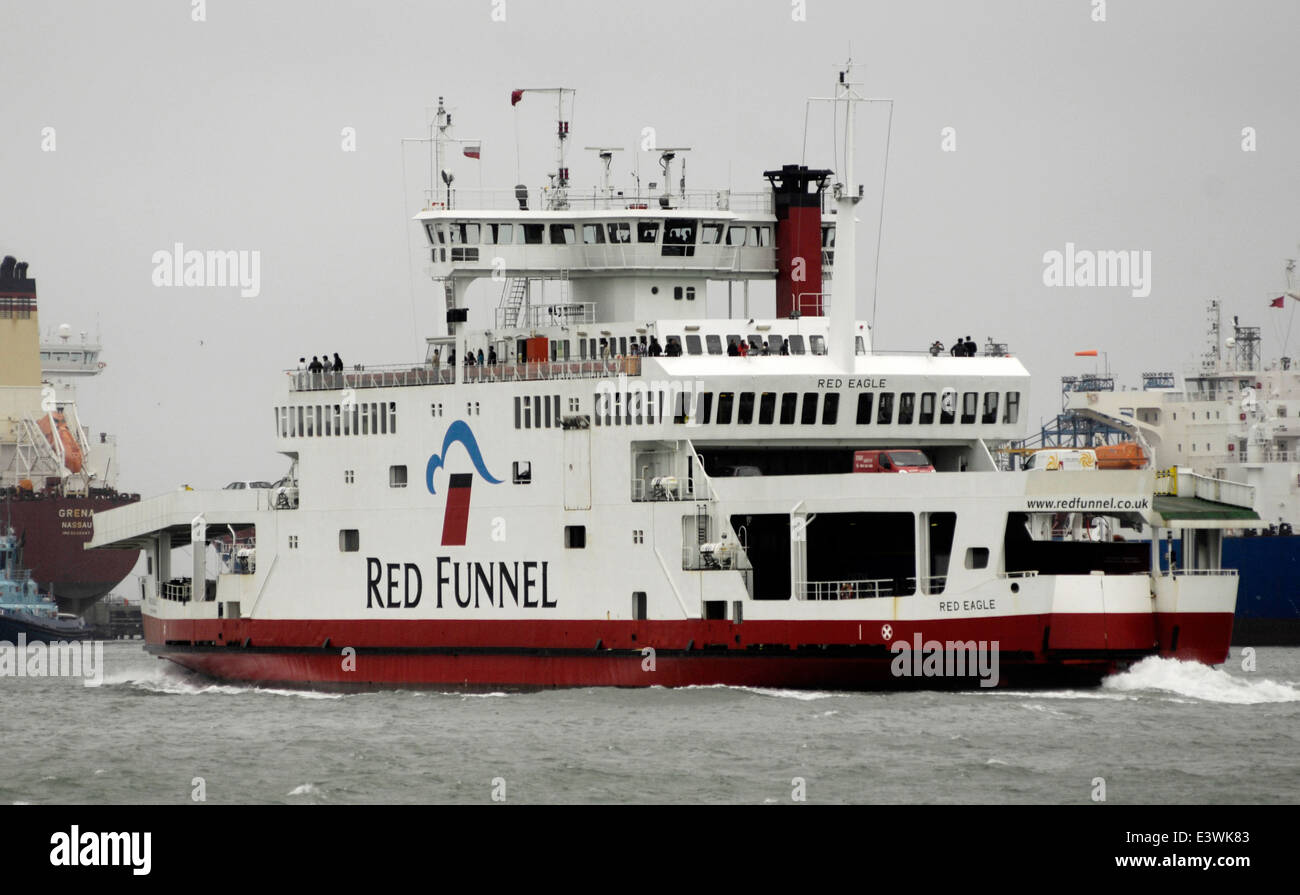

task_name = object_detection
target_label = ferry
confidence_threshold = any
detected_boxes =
[1061,296,1300,644]
[89,70,1248,689]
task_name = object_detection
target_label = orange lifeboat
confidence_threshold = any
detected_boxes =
[1095,442,1146,470]
[36,412,84,474]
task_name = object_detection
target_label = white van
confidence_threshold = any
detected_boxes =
[1022,449,1097,471]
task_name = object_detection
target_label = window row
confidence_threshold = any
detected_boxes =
[277,402,397,438]
[591,389,1021,427]
[665,332,828,356]
[427,220,774,250]
[514,394,564,429]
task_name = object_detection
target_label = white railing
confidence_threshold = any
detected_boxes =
[160,580,192,601]
[1162,569,1239,577]
[288,358,640,392]
[524,302,596,327]
[425,187,778,214]
[797,578,896,601]
[1158,467,1255,508]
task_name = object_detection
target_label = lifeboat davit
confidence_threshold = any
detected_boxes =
[36,412,83,474]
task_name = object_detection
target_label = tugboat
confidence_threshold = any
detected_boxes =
[0,517,89,642]
[90,68,1248,689]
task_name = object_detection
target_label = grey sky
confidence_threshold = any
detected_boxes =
[2,0,1298,497]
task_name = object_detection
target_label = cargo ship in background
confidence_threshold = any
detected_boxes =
[1024,292,1300,644]
[0,254,140,617]
[92,69,1248,690]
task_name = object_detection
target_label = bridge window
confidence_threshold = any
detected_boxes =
[607,222,631,243]
[801,393,819,425]
[662,219,697,257]
[449,223,480,244]
[716,392,735,424]
[702,334,721,355]
[637,221,660,243]
[737,392,755,424]
[685,335,702,355]
[787,335,806,355]
[726,226,747,247]
[1004,392,1020,424]
[550,224,576,245]
[822,393,839,425]
[582,223,605,244]
[877,393,894,425]
[982,392,999,424]
[523,223,545,244]
[759,392,777,424]
[750,226,772,247]
[810,335,827,355]
[339,530,359,552]
[780,392,797,424]
[699,392,714,423]
[919,392,936,424]
[700,222,724,244]
[856,393,874,424]
[961,392,978,424]
[899,393,916,425]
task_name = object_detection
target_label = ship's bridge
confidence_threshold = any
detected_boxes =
[416,183,837,328]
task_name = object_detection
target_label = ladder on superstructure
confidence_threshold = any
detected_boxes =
[497,278,527,328]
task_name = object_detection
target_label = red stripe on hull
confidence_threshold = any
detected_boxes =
[143,612,1234,689]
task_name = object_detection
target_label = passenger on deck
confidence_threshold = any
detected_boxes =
[333,353,344,372]
[477,348,485,366]
[779,338,789,356]
[488,346,497,365]
[761,340,770,356]
[727,340,740,357]
[738,339,749,357]
[949,338,963,357]
[648,336,663,357]
[964,336,977,356]
[308,356,323,373]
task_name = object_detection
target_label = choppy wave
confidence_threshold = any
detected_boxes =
[288,783,323,796]
[1102,656,1300,704]
[100,665,345,699]
[684,684,847,701]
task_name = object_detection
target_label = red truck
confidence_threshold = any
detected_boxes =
[852,449,935,473]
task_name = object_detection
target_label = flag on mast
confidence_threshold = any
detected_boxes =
[463,144,481,159]
[1270,296,1285,308]
[511,89,524,106]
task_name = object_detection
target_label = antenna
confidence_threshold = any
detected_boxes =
[584,146,624,199]
[513,87,575,208]
[654,148,691,206]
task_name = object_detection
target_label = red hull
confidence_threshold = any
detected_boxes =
[4,494,140,611]
[143,612,1233,689]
